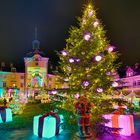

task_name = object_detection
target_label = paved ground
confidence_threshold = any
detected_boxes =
[0,115,140,140]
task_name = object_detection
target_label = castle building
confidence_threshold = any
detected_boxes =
[0,32,68,98]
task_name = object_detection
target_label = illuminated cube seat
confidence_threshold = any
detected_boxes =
[103,114,134,136]
[33,112,64,138]
[0,108,12,123]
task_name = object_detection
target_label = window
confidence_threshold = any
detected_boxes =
[20,75,24,79]
[3,82,6,87]
[35,62,38,66]
[20,83,24,87]
[137,81,140,86]
[133,81,136,86]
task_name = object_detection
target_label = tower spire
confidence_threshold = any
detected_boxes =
[32,25,40,50]
[35,26,37,40]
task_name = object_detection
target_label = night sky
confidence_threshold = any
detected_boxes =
[0,0,140,72]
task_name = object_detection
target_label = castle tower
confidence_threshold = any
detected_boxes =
[24,28,49,96]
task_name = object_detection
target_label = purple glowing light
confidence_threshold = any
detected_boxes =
[97,88,103,92]
[84,32,91,41]
[83,80,90,87]
[76,58,80,62]
[95,55,102,62]
[51,90,58,94]
[88,10,93,17]
[112,81,119,87]
[108,46,115,52]
[106,71,112,76]
[64,78,69,82]
[74,93,80,99]
[69,58,74,63]
[61,50,67,56]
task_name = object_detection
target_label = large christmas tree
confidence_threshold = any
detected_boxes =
[58,1,120,126]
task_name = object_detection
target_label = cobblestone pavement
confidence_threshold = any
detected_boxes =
[0,115,140,140]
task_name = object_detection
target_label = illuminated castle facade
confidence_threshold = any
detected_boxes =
[0,34,68,98]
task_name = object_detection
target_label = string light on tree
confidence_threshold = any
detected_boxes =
[94,54,102,62]
[106,71,112,76]
[97,88,103,93]
[69,58,74,63]
[88,10,93,17]
[82,80,90,87]
[112,81,119,87]
[84,32,91,41]
[64,78,69,82]
[51,90,58,94]
[93,21,99,28]
[76,58,80,62]
[61,50,68,56]
[108,45,115,53]
[82,18,86,24]
[74,93,80,99]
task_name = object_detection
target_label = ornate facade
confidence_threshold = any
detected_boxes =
[0,37,68,98]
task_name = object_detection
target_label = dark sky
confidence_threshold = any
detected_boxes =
[0,0,140,72]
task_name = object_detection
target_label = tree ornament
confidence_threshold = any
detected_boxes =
[74,93,80,99]
[106,71,112,76]
[66,66,72,71]
[108,45,115,52]
[51,90,58,94]
[97,88,103,92]
[81,52,85,55]
[88,10,93,17]
[64,78,69,82]
[61,50,68,56]
[94,55,102,62]
[93,21,99,28]
[84,32,91,41]
[112,81,119,87]
[76,58,80,62]
[82,80,90,87]
[69,58,74,63]
[82,19,86,24]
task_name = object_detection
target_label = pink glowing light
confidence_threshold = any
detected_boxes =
[61,50,67,56]
[74,93,80,99]
[108,46,115,52]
